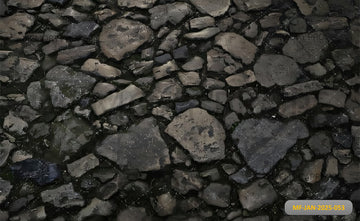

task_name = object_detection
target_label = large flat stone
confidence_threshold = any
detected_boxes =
[189,0,230,17]
[165,108,226,162]
[232,118,308,174]
[0,13,35,40]
[97,118,170,171]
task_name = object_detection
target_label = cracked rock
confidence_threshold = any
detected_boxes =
[97,117,170,171]
[201,183,231,207]
[232,118,308,174]
[278,95,318,118]
[67,154,99,178]
[166,108,226,162]
[0,13,35,40]
[81,59,122,79]
[0,177,12,204]
[148,78,183,102]
[41,183,84,208]
[171,169,203,194]
[100,18,153,60]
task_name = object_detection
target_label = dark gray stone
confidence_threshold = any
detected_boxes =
[63,21,99,38]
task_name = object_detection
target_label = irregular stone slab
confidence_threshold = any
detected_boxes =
[331,48,356,71]
[3,112,28,135]
[201,183,231,207]
[81,59,122,79]
[232,118,308,174]
[45,65,96,108]
[100,18,153,60]
[50,111,93,155]
[153,60,179,80]
[340,161,360,183]
[67,154,99,178]
[0,0,7,16]
[117,207,151,221]
[189,0,230,17]
[165,108,226,162]
[292,0,329,16]
[350,19,360,47]
[215,32,257,64]
[234,0,272,11]
[77,198,115,221]
[147,78,182,102]
[91,84,144,116]
[57,45,96,64]
[151,192,176,216]
[0,177,12,204]
[190,16,215,30]
[26,81,48,110]
[171,169,203,194]
[226,70,256,87]
[207,49,242,74]
[7,0,44,8]
[149,2,192,29]
[11,158,60,185]
[0,13,35,40]
[283,80,323,97]
[238,179,277,211]
[42,39,69,55]
[0,140,15,167]
[97,118,170,171]
[319,89,346,108]
[307,17,348,31]
[278,95,318,118]
[63,21,99,38]
[282,32,328,64]
[0,56,40,83]
[9,206,46,221]
[184,27,220,40]
[308,131,332,155]
[301,159,324,183]
[254,54,301,88]
[41,183,84,208]
[251,94,277,114]
[118,0,157,8]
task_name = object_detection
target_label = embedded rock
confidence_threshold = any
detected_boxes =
[149,2,192,29]
[99,19,153,60]
[165,108,226,162]
[232,118,308,174]
[41,183,84,208]
[0,13,35,40]
[189,0,230,17]
[96,118,170,171]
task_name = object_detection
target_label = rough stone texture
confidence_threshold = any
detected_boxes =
[63,21,99,38]
[76,198,115,221]
[0,13,35,40]
[238,179,277,211]
[254,54,302,87]
[234,0,272,11]
[91,84,144,116]
[171,169,203,194]
[67,154,99,178]
[45,65,96,108]
[340,161,360,183]
[232,119,308,174]
[81,59,121,79]
[0,177,12,204]
[149,2,192,30]
[226,70,256,87]
[57,45,97,64]
[0,56,40,83]
[189,0,230,17]
[278,95,318,118]
[97,118,170,171]
[147,78,183,102]
[166,108,226,162]
[0,140,15,167]
[41,183,84,208]
[282,32,329,64]
[118,0,157,8]
[215,32,258,65]
[50,111,93,155]
[100,19,153,60]
[201,183,231,207]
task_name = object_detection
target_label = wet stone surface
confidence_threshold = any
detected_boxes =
[0,0,359,220]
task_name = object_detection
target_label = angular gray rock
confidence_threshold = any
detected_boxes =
[117,207,151,221]
[189,0,230,17]
[184,27,221,40]
[151,192,176,216]
[91,84,144,116]
[171,169,203,194]
[100,19,153,60]
[63,21,99,38]
[41,183,84,208]
[147,78,183,102]
[166,108,226,162]
[0,177,12,204]
[201,183,231,207]
[50,111,93,155]
[42,39,69,55]
[0,13,35,40]
[238,179,277,211]
[149,2,192,29]
[226,70,256,87]
[232,118,308,174]
[27,81,48,110]
[301,159,324,184]
[0,140,15,167]
[0,56,40,83]
[319,89,346,108]
[56,45,97,64]
[234,0,272,11]
[282,32,329,64]
[118,0,157,8]
[278,95,318,118]
[254,54,302,87]
[81,59,122,79]
[76,198,115,221]
[215,32,258,64]
[283,80,323,97]
[67,154,99,178]
[308,131,332,155]
[340,161,360,183]
[9,206,46,221]
[3,112,28,136]
[45,65,96,108]
[97,118,170,171]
